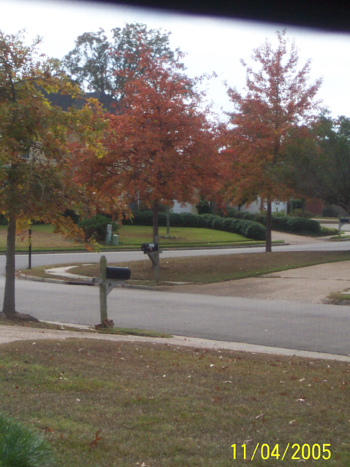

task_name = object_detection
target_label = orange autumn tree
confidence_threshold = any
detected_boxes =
[78,46,220,242]
[224,30,322,251]
[0,31,108,320]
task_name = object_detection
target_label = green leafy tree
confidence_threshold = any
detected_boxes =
[280,115,350,214]
[62,23,180,101]
[0,30,106,319]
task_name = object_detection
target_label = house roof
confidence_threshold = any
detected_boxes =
[44,90,118,113]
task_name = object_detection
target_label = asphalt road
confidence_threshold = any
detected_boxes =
[10,277,350,356]
[5,235,350,274]
[1,238,350,356]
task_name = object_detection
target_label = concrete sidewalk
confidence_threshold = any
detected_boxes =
[1,323,350,362]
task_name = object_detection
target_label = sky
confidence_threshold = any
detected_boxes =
[1,0,350,120]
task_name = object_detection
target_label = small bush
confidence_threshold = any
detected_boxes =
[169,212,185,227]
[0,412,55,467]
[254,213,267,225]
[271,215,290,231]
[233,211,247,219]
[211,217,226,231]
[128,210,267,241]
[286,216,321,235]
[196,200,212,215]
[221,218,237,232]
[244,222,267,241]
[223,208,321,236]
[322,205,340,218]
[289,209,313,219]
[131,210,153,226]
[0,214,8,226]
[290,199,303,210]
[78,214,118,242]
[198,214,218,229]
[180,213,200,227]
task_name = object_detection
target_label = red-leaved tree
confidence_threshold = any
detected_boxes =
[75,46,221,242]
[224,30,322,251]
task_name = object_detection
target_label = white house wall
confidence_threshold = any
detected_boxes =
[172,201,198,215]
[239,197,288,214]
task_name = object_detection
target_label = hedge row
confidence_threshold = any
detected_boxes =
[225,209,321,235]
[125,210,266,241]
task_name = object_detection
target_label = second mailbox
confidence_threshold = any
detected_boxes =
[141,242,159,253]
[106,267,131,281]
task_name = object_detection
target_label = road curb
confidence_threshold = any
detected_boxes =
[1,323,349,362]
[17,272,158,291]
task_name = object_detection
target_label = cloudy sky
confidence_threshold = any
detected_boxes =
[1,0,350,119]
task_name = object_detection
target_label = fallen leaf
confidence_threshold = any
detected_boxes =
[90,430,102,448]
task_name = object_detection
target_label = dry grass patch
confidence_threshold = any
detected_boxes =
[0,225,80,251]
[0,339,349,466]
[66,250,350,284]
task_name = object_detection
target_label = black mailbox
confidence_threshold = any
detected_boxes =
[340,218,350,223]
[106,267,131,281]
[141,242,159,253]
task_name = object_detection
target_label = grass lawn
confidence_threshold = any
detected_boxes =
[26,250,350,285]
[0,339,348,466]
[0,224,262,252]
[0,225,79,251]
[117,225,257,247]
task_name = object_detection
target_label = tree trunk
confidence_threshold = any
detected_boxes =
[3,214,17,316]
[266,200,272,253]
[152,201,159,244]
[166,207,170,236]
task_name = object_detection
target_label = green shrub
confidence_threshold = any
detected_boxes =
[157,212,167,226]
[225,207,238,218]
[196,200,212,214]
[233,211,247,219]
[286,217,321,235]
[0,214,8,226]
[224,208,321,236]
[254,213,267,225]
[0,412,55,467]
[290,199,303,210]
[132,210,153,226]
[78,214,118,242]
[271,215,290,231]
[289,209,313,218]
[169,212,199,227]
[168,212,185,227]
[322,205,340,217]
[221,218,237,232]
[198,214,218,229]
[127,210,267,241]
[244,221,267,240]
[211,217,226,231]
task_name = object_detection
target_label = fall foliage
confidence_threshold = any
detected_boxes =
[0,30,107,317]
[224,30,322,251]
[74,45,221,242]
